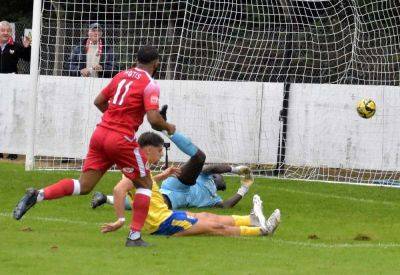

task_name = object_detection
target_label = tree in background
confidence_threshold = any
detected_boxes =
[0,1,33,27]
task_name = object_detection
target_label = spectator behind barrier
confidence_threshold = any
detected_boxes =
[0,20,31,160]
[65,23,115,78]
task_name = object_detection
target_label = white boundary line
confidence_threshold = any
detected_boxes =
[261,176,400,189]
[269,239,400,249]
[2,212,400,249]
[270,187,400,206]
[225,175,400,189]
[0,212,98,226]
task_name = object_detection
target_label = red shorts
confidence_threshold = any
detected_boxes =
[82,126,149,180]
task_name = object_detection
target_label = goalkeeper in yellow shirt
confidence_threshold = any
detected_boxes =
[101,132,280,246]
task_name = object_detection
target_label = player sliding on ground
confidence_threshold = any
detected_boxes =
[91,131,254,211]
[101,132,281,238]
[13,45,175,247]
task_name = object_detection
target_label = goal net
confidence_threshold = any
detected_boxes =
[31,0,400,186]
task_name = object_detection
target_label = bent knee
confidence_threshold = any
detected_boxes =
[195,149,206,164]
[77,179,93,194]
[79,186,92,195]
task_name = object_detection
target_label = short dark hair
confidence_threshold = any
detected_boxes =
[137,45,159,64]
[138,132,164,148]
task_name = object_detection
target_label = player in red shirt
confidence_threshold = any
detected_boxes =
[13,45,175,247]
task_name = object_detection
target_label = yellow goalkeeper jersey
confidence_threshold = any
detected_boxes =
[128,180,172,234]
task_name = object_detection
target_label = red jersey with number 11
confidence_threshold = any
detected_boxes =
[98,68,160,137]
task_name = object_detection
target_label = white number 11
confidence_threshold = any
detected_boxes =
[112,79,133,105]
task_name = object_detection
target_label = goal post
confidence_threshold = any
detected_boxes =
[22,0,400,186]
[25,0,42,171]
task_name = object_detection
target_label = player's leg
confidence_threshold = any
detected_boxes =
[13,170,105,220]
[111,134,154,247]
[169,132,206,185]
[173,218,263,237]
[91,191,132,210]
[13,128,111,220]
[182,207,280,237]
[44,126,112,197]
[189,211,265,228]
[127,175,153,246]
[173,218,238,236]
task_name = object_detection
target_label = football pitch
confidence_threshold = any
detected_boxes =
[1,162,399,274]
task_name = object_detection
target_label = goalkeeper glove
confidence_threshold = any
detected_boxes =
[237,172,254,197]
[231,165,251,176]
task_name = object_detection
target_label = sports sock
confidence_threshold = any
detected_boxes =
[38,179,80,201]
[170,132,198,157]
[130,188,152,232]
[106,195,132,210]
[106,195,114,204]
[239,226,262,236]
[232,215,251,226]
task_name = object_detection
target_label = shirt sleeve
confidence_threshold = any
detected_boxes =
[101,73,120,100]
[143,81,160,111]
[212,195,223,206]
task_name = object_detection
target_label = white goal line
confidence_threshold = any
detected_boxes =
[2,212,399,249]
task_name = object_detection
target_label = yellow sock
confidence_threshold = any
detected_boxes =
[240,226,262,236]
[232,215,251,226]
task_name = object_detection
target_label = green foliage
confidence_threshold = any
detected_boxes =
[0,1,32,26]
[1,162,400,274]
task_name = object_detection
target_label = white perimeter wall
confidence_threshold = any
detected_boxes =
[0,74,399,171]
[287,84,400,171]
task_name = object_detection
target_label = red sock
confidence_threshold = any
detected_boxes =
[43,179,77,200]
[130,189,151,232]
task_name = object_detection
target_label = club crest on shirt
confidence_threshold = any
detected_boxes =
[122,167,134,173]
[9,50,14,54]
[150,95,159,104]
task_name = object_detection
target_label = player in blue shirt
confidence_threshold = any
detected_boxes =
[91,132,253,211]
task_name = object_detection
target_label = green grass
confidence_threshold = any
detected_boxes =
[1,162,400,274]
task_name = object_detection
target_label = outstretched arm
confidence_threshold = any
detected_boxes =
[214,194,243,208]
[202,164,232,175]
[147,110,176,135]
[202,164,251,175]
[214,171,254,208]
[153,166,181,183]
[101,176,134,233]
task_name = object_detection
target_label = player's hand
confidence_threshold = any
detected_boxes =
[166,123,176,135]
[93,64,103,71]
[80,68,91,77]
[22,36,31,47]
[235,165,251,176]
[164,166,181,178]
[101,220,124,233]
